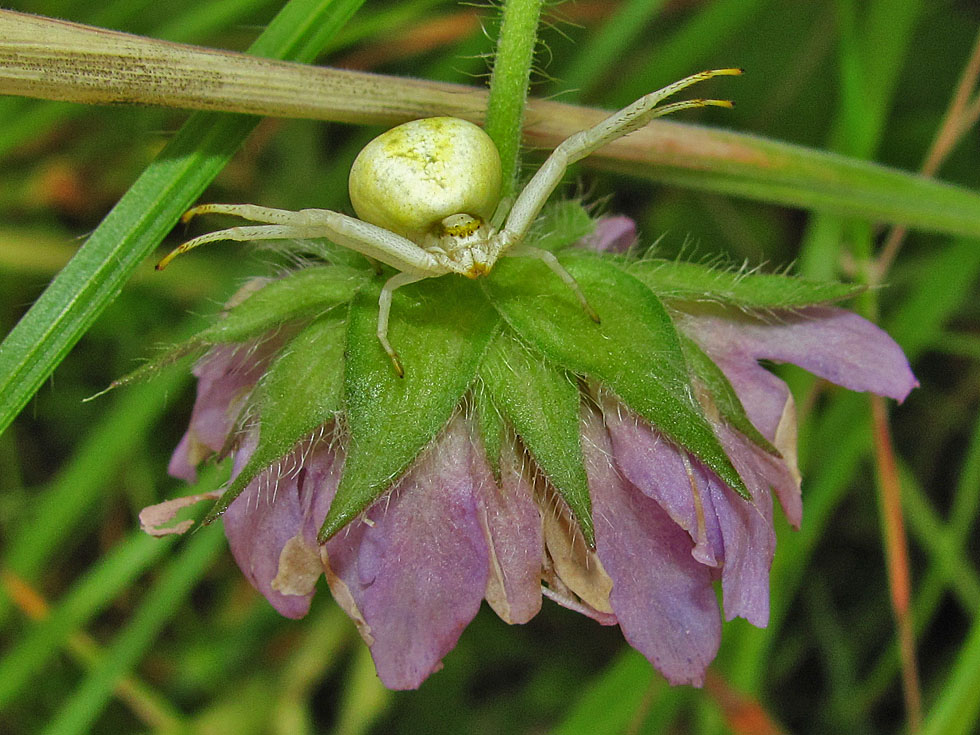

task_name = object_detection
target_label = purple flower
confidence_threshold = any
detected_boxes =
[141,220,917,689]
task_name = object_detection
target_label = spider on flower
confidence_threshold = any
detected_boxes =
[157,68,741,376]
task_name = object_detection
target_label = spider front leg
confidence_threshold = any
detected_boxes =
[180,203,306,226]
[160,205,443,275]
[157,204,448,376]
[501,68,742,242]
[158,204,327,270]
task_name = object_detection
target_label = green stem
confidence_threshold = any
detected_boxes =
[484,0,544,200]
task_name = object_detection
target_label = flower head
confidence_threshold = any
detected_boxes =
[140,209,916,689]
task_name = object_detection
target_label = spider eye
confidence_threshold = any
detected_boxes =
[348,117,502,243]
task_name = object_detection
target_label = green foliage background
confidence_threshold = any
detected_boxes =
[2,0,979,733]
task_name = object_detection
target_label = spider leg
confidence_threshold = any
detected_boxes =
[377,271,429,378]
[182,203,312,225]
[500,68,741,243]
[160,206,446,276]
[506,244,599,323]
[156,225,323,269]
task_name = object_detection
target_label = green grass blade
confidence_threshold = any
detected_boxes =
[0,368,188,626]
[921,611,980,735]
[0,0,366,438]
[553,649,659,735]
[41,527,225,735]
[605,0,766,105]
[558,0,668,101]
[0,533,176,710]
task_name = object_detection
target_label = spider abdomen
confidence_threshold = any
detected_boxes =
[348,117,502,243]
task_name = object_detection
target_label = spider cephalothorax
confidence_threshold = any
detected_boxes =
[157,68,741,375]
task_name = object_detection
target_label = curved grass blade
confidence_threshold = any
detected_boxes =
[41,527,225,735]
[0,534,175,711]
[0,0,367,438]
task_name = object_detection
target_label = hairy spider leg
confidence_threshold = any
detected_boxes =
[156,225,323,270]
[181,203,306,225]
[499,68,742,244]
[159,203,451,375]
[159,205,442,274]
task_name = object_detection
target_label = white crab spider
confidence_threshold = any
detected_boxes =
[158,68,741,376]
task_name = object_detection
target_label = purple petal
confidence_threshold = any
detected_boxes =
[704,347,794,444]
[166,433,200,484]
[600,395,723,566]
[223,433,341,619]
[681,341,803,526]
[700,426,776,628]
[680,307,918,403]
[168,341,277,481]
[583,409,721,686]
[478,442,543,624]
[704,474,771,628]
[582,216,637,253]
[323,418,489,690]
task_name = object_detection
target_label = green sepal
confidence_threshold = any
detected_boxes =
[678,334,777,455]
[91,265,367,400]
[480,331,594,545]
[87,340,204,400]
[197,265,368,344]
[484,253,749,499]
[472,385,504,483]
[528,200,596,252]
[319,275,499,541]
[203,309,348,522]
[629,259,864,309]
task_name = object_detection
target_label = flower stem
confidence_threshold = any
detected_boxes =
[869,395,922,733]
[862,25,980,733]
[484,0,544,200]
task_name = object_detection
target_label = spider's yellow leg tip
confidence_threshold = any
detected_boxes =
[155,249,179,271]
[180,205,208,224]
[581,299,600,324]
[384,349,405,378]
[392,357,405,379]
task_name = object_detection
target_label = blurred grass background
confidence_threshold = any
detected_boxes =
[2,0,980,733]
